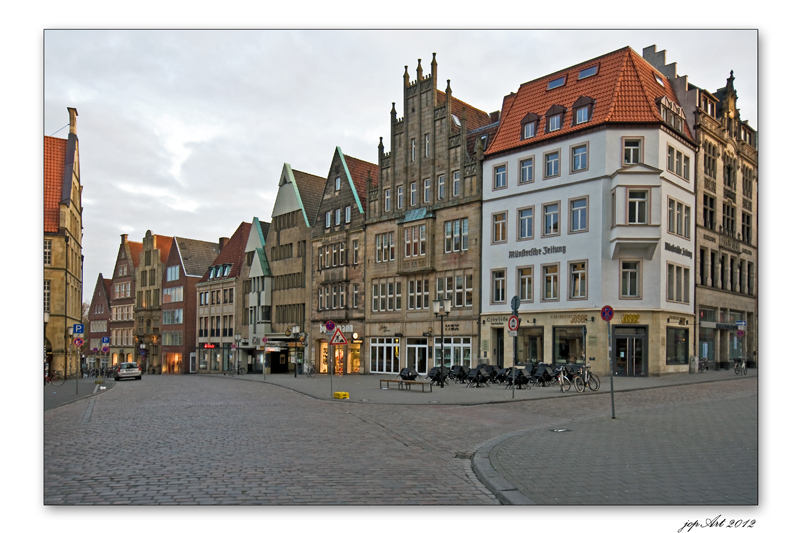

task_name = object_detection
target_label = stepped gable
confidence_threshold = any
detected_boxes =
[486,46,693,157]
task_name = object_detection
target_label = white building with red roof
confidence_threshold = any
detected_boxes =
[481,46,697,377]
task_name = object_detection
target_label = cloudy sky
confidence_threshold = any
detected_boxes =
[42,29,758,292]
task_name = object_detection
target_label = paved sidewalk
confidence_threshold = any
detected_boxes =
[44,376,115,411]
[212,366,756,405]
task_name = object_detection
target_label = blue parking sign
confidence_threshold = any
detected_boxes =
[73,324,84,334]
[102,336,110,344]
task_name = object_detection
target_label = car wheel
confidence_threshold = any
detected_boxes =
[114,377,119,381]
[136,376,142,380]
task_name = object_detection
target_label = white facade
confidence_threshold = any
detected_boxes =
[481,127,696,375]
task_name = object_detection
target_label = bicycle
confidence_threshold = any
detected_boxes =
[44,371,65,387]
[698,358,709,373]
[305,363,316,377]
[225,365,245,376]
[555,365,576,393]
[734,357,747,376]
[576,364,600,392]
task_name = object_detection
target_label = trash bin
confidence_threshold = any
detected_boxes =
[689,356,697,374]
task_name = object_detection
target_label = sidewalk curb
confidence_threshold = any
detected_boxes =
[473,432,535,505]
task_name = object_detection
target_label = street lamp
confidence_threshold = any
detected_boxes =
[291,325,300,378]
[44,311,49,377]
[433,298,452,388]
[234,333,241,375]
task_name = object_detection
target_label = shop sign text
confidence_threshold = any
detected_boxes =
[509,245,566,259]
[665,242,693,258]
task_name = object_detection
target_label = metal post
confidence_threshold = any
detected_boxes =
[607,320,615,419]
[512,332,517,399]
[439,314,445,388]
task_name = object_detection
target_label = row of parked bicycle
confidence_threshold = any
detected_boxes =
[399,362,600,393]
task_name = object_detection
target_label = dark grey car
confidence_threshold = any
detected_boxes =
[114,362,142,381]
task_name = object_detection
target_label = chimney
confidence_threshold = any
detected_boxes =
[68,107,78,135]
[121,234,128,244]
[490,111,500,123]
[219,237,229,250]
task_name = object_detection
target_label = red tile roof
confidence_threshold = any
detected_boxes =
[44,136,67,233]
[485,47,693,157]
[343,153,379,206]
[438,90,493,133]
[153,234,174,265]
[127,241,143,269]
[199,221,251,282]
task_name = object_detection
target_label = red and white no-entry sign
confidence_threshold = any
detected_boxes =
[508,316,520,331]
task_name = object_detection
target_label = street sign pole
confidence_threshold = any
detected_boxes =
[510,296,520,400]
[601,305,616,419]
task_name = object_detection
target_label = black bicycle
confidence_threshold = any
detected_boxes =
[734,357,747,376]
[225,365,246,376]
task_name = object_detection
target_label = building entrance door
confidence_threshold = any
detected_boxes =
[613,327,647,376]
[406,339,428,374]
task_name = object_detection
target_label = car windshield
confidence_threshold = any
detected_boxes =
[121,363,137,369]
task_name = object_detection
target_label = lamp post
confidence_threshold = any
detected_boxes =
[291,325,300,378]
[234,333,241,374]
[433,298,452,388]
[44,311,49,377]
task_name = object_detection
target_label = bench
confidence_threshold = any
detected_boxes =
[379,379,433,392]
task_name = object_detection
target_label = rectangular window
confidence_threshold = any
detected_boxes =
[424,179,431,203]
[545,151,560,178]
[452,171,461,196]
[575,106,589,124]
[621,260,640,298]
[628,190,648,224]
[353,285,359,309]
[494,165,507,189]
[519,267,533,301]
[703,195,716,230]
[44,240,52,266]
[353,240,359,265]
[345,206,351,224]
[384,189,391,212]
[624,139,641,165]
[570,197,587,233]
[723,204,736,235]
[44,280,51,313]
[667,263,691,303]
[742,213,752,244]
[548,114,561,132]
[492,212,507,243]
[571,144,588,172]
[492,270,506,303]
[397,186,404,209]
[569,261,587,299]
[411,139,416,162]
[339,242,345,265]
[520,158,533,183]
[518,208,533,240]
[335,209,341,226]
[424,134,429,158]
[543,264,559,301]
[666,328,689,365]
[444,221,452,253]
[325,211,331,228]
[335,176,341,190]
[667,146,675,173]
[438,175,445,200]
[410,182,417,206]
[523,122,536,139]
[543,203,559,236]
[668,198,691,238]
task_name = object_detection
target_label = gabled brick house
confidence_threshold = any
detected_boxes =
[161,236,220,373]
[86,274,112,370]
[109,234,140,366]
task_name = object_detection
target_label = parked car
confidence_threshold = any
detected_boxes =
[114,362,142,381]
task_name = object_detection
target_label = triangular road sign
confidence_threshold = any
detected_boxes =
[330,327,348,345]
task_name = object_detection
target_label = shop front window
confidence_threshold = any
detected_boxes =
[320,342,329,374]
[199,351,208,370]
[553,327,585,365]
[728,311,744,362]
[350,346,361,373]
[517,327,544,364]
[699,308,716,362]
[666,328,689,365]
[370,338,400,374]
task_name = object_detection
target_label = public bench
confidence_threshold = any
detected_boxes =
[379,379,433,392]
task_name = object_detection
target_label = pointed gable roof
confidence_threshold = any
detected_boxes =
[127,240,143,268]
[43,136,68,233]
[199,222,251,282]
[173,237,221,277]
[341,149,379,213]
[286,165,326,227]
[486,46,693,157]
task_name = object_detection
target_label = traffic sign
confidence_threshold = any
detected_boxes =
[508,316,520,331]
[736,320,747,326]
[102,346,109,353]
[72,324,84,335]
[102,336,110,344]
[330,327,348,345]
[601,306,614,321]
[510,296,520,314]
[325,320,336,332]
[736,330,745,338]
[73,338,84,347]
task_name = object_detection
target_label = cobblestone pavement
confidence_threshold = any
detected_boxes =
[44,374,756,507]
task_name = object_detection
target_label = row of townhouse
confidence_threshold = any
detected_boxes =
[83,44,757,377]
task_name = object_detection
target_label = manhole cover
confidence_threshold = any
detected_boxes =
[454,452,474,459]
[551,428,571,432]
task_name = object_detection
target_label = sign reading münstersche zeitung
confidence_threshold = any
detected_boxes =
[509,245,566,258]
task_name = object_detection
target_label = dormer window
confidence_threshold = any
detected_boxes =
[571,96,595,126]
[547,76,566,90]
[520,112,540,140]
[215,265,222,278]
[657,96,686,135]
[208,267,215,279]
[654,74,665,87]
[545,105,566,133]
[223,264,231,277]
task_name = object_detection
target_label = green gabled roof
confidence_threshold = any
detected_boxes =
[256,247,271,277]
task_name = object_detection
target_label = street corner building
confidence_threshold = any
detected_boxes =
[479,45,757,376]
[44,107,83,379]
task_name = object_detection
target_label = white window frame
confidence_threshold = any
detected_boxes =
[452,170,461,196]
[571,143,588,173]
[493,164,507,190]
[492,211,507,244]
[568,260,587,300]
[544,150,560,178]
[491,269,506,304]
[620,259,641,299]
[519,157,534,184]
[569,196,588,234]
[542,263,559,301]
[542,202,560,237]
[518,207,534,240]
[627,190,649,225]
